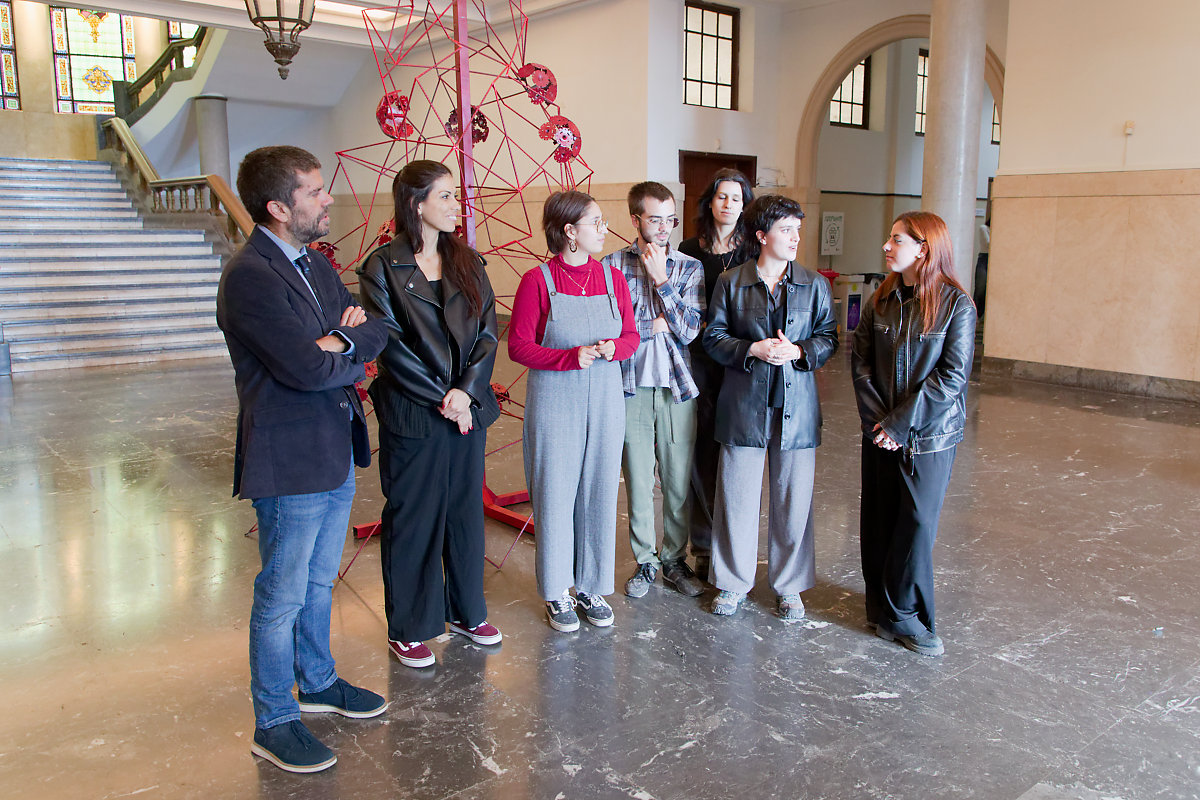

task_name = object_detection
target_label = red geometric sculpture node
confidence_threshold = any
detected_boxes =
[322,0,602,569]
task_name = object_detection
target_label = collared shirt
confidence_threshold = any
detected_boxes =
[257,224,354,357]
[601,242,705,402]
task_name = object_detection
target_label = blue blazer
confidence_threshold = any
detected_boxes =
[216,227,387,499]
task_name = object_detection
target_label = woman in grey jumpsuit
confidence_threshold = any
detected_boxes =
[508,191,639,632]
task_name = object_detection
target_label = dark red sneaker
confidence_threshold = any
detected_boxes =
[388,639,435,668]
[448,620,503,645]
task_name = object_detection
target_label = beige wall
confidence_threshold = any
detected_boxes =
[985,170,1200,383]
[999,0,1200,175]
[985,0,1200,384]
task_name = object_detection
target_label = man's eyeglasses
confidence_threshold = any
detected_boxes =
[636,215,680,230]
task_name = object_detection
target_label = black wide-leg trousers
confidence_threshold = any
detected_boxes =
[378,413,487,643]
[860,440,956,636]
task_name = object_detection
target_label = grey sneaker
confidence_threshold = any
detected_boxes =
[875,626,944,657]
[710,590,744,616]
[661,560,704,597]
[777,594,805,620]
[546,592,580,632]
[624,562,657,598]
[576,592,614,627]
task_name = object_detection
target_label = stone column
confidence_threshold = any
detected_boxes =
[921,0,986,290]
[193,94,231,186]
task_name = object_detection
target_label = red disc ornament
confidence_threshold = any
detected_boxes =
[376,91,415,139]
[517,63,557,105]
[538,116,582,163]
[445,106,490,143]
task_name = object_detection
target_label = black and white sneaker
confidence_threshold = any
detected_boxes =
[575,592,614,627]
[546,592,580,632]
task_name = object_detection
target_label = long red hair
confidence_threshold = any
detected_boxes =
[875,211,970,332]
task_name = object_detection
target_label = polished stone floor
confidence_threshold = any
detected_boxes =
[1,349,1198,800]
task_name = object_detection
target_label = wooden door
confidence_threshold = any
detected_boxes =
[678,150,758,241]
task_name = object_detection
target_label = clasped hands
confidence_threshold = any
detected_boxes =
[749,329,802,366]
[315,306,368,353]
[871,423,901,451]
[577,339,617,368]
[441,388,474,435]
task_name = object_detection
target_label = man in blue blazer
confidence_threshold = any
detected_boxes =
[217,146,388,774]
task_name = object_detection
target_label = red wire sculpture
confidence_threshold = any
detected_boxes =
[322,0,597,570]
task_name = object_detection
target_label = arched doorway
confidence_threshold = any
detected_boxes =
[792,14,1004,267]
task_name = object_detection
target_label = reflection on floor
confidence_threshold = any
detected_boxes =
[1,351,1198,800]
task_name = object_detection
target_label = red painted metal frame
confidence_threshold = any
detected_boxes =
[319,0,605,567]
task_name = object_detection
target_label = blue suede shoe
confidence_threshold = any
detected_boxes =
[297,677,389,719]
[251,720,337,773]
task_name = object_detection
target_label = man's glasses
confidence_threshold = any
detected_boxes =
[636,215,680,230]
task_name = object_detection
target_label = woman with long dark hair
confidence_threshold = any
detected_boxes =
[702,195,837,618]
[678,168,755,579]
[357,160,503,668]
[508,190,639,632]
[852,211,976,657]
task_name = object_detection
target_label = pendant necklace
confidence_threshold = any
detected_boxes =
[559,260,590,295]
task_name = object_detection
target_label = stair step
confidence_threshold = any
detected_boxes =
[11,328,225,356]
[0,297,215,322]
[0,269,221,289]
[0,284,218,307]
[0,230,205,245]
[0,201,137,214]
[0,179,123,193]
[1,186,129,198]
[0,206,139,219]
[2,311,216,338]
[0,256,220,272]
[9,343,229,373]
[0,218,145,231]
[0,157,114,172]
[0,243,214,260]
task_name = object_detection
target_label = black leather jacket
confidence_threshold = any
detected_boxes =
[703,260,838,449]
[357,237,500,436]
[851,282,976,455]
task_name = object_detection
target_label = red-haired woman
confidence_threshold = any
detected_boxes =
[851,211,976,657]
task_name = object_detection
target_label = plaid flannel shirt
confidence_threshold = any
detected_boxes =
[601,243,705,402]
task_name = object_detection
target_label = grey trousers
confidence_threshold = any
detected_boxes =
[711,408,817,596]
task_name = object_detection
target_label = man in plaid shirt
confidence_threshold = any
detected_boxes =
[601,182,706,599]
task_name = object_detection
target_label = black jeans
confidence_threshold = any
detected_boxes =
[859,441,956,636]
[378,408,487,643]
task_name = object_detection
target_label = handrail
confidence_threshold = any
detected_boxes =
[100,117,253,245]
[118,27,208,118]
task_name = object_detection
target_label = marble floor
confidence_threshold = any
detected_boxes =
[1,349,1198,800]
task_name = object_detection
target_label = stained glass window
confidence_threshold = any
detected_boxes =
[167,21,198,69]
[49,6,137,114]
[0,0,19,110]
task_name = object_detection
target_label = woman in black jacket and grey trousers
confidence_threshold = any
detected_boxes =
[357,160,503,669]
[702,195,838,620]
[852,211,976,658]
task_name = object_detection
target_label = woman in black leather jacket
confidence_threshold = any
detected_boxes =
[852,211,976,658]
[357,160,503,669]
[702,195,838,619]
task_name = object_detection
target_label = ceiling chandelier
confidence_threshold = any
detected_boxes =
[243,0,314,79]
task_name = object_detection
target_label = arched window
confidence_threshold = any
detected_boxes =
[49,6,136,114]
[829,57,870,129]
[0,0,19,110]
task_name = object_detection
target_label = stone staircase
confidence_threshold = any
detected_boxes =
[0,157,227,373]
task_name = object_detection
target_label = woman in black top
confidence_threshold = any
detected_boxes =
[357,160,503,669]
[851,211,976,658]
[677,168,755,578]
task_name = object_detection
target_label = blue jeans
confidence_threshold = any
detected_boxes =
[249,464,355,730]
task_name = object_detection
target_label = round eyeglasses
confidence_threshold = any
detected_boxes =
[636,214,680,230]
[575,218,609,232]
